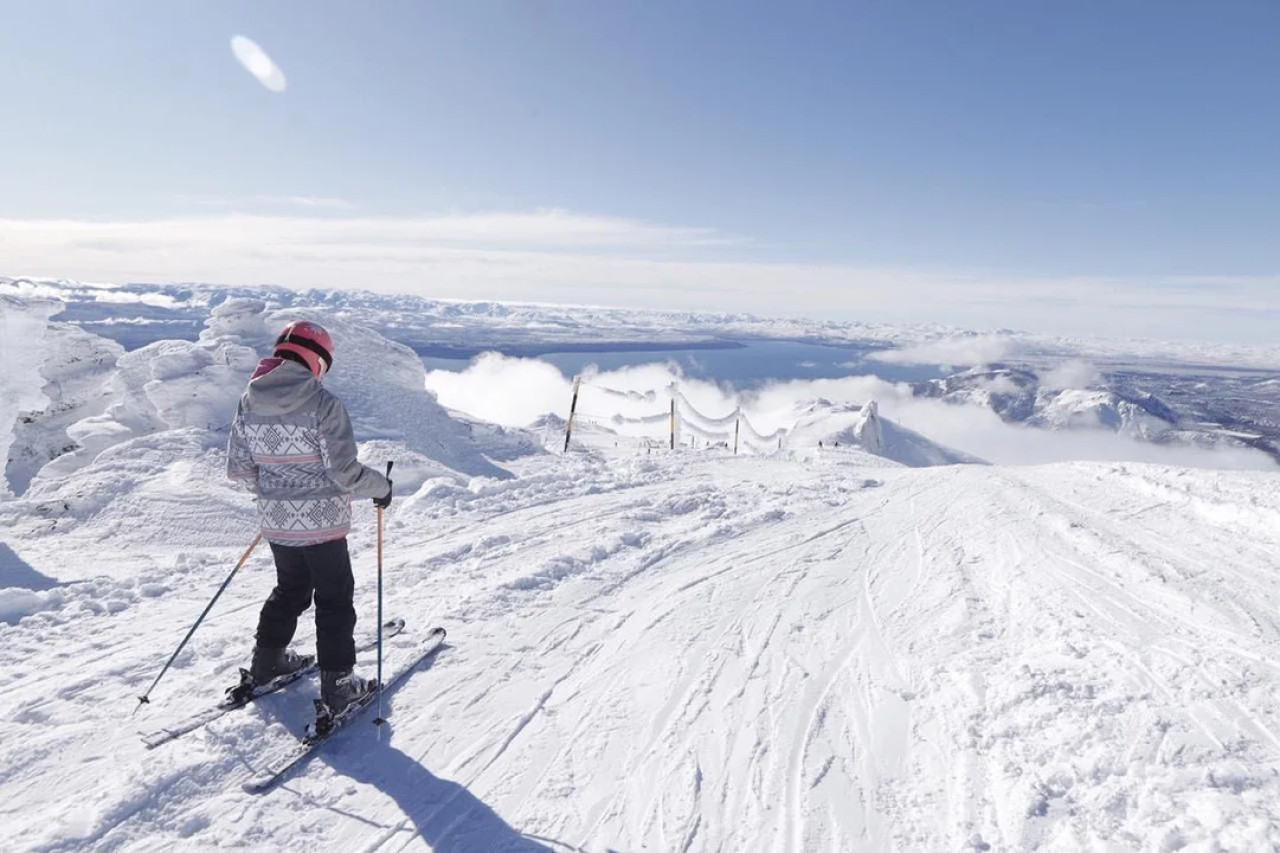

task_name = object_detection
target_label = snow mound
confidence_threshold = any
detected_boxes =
[790,399,985,467]
[1028,388,1176,439]
[29,330,260,491]
[201,297,270,345]
[0,296,63,495]
[915,365,1181,441]
[267,307,519,480]
[913,365,1040,421]
[4,299,531,542]
[3,309,122,495]
[18,428,257,545]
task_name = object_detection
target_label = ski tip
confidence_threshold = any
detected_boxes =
[242,777,273,795]
[429,626,447,638]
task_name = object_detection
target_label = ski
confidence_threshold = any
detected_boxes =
[139,618,407,749]
[244,626,447,793]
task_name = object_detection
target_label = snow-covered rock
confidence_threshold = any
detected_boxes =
[200,297,271,347]
[912,365,1041,421]
[1,298,538,545]
[852,399,884,452]
[789,398,983,467]
[1026,388,1177,439]
[915,365,1183,441]
[0,295,65,496]
[3,315,122,495]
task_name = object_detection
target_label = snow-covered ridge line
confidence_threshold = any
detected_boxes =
[7,274,1280,368]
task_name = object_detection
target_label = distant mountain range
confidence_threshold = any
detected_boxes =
[912,364,1279,461]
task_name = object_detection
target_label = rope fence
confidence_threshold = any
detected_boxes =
[563,378,789,455]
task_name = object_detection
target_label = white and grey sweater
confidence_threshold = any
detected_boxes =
[227,358,390,547]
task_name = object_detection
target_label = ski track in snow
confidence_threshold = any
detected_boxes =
[2,447,1280,851]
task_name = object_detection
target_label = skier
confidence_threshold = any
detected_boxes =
[226,320,393,715]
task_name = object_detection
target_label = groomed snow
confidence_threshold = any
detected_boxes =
[4,447,1280,849]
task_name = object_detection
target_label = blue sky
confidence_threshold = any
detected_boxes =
[1,1,1278,340]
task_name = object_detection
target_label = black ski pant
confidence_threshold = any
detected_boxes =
[256,538,357,671]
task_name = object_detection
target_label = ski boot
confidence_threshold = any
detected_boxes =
[319,669,373,715]
[313,670,374,736]
[251,647,309,684]
[223,647,311,706]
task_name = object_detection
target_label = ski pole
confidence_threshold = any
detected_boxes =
[374,460,393,729]
[133,532,263,715]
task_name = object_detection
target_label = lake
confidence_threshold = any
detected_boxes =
[420,340,946,388]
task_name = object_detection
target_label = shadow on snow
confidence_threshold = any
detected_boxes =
[0,541,61,592]
[252,642,574,851]
[328,735,560,852]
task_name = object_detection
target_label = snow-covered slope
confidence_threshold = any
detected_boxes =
[787,399,985,467]
[2,447,1279,850]
[2,293,1279,851]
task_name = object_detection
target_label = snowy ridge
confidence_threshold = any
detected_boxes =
[12,275,1279,466]
[7,274,1280,368]
[912,364,1276,461]
[913,365,1185,436]
[787,399,984,467]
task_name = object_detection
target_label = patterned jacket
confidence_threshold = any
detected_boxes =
[227,358,390,546]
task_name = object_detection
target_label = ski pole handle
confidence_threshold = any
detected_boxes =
[375,460,393,729]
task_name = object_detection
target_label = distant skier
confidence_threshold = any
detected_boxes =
[226,320,393,714]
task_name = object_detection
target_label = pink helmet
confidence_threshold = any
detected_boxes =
[274,321,334,378]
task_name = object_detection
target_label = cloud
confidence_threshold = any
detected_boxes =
[1039,359,1102,391]
[423,355,1274,471]
[868,335,1013,367]
[3,212,1280,342]
[259,196,353,209]
[231,35,287,93]
[426,353,574,427]
[176,194,357,211]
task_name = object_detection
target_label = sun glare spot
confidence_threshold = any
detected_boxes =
[230,35,287,93]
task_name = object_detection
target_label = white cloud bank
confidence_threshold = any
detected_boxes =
[1039,359,1103,391]
[869,335,1012,367]
[4,211,1279,341]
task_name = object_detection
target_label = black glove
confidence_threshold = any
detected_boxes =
[373,481,393,509]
